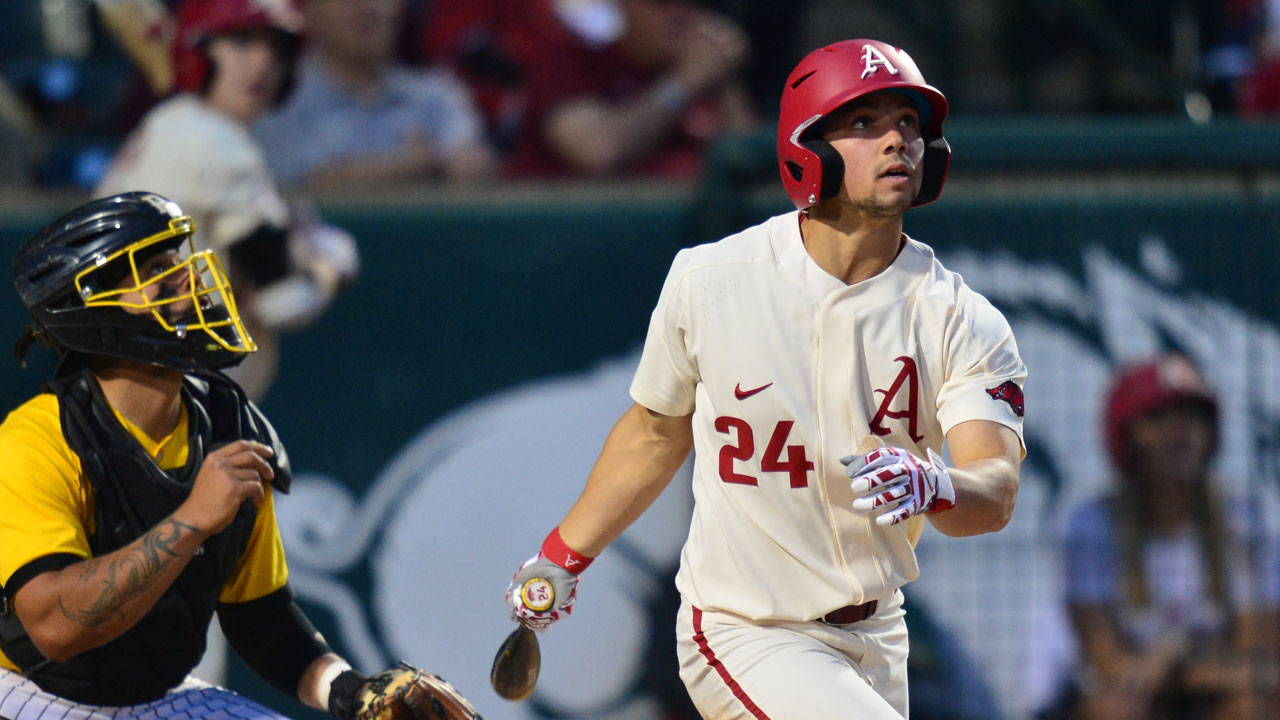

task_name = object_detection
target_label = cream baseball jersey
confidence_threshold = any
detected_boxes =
[630,211,1026,622]
[96,95,291,255]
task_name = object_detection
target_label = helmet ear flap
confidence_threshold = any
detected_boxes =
[174,37,211,94]
[801,139,845,206]
[913,136,951,206]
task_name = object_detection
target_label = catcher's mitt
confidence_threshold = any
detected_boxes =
[336,662,482,720]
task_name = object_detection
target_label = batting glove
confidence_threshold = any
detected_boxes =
[842,446,956,527]
[505,527,593,632]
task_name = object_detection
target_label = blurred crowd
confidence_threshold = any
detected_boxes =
[0,0,1279,192]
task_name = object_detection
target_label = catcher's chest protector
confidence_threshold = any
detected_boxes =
[0,369,289,705]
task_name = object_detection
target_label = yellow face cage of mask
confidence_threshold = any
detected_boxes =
[72,215,257,355]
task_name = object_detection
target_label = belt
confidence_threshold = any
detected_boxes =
[820,599,878,625]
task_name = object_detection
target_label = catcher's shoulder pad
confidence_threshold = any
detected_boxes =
[355,662,482,720]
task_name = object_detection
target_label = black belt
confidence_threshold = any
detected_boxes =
[821,599,878,625]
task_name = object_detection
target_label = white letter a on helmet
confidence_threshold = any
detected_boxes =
[861,45,900,80]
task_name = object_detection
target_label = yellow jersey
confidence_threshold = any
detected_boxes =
[0,392,289,671]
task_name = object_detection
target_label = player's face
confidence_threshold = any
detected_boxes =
[115,248,201,322]
[820,93,925,217]
[204,29,291,124]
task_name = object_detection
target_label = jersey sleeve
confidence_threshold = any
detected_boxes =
[935,289,1027,449]
[0,397,93,590]
[98,99,290,255]
[630,249,699,416]
[218,483,289,604]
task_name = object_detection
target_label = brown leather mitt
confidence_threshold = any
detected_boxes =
[352,663,482,720]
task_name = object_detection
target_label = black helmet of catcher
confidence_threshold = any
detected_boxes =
[12,191,256,374]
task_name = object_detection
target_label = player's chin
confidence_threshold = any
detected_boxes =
[860,193,913,217]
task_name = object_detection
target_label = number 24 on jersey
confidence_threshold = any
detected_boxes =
[715,416,814,488]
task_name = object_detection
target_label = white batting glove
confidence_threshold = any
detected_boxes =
[505,527,593,632]
[842,447,956,527]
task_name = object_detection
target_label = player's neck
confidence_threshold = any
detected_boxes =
[799,211,904,285]
[93,362,185,443]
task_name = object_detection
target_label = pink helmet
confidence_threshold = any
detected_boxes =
[173,0,303,101]
[1104,353,1219,472]
[777,39,950,210]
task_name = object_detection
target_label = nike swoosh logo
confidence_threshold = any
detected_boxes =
[734,382,773,400]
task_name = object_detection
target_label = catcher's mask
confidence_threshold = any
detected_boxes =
[777,38,951,210]
[13,191,255,375]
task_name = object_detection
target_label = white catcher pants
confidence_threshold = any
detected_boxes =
[0,668,291,720]
[676,590,909,720]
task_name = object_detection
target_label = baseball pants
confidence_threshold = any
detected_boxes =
[676,590,909,720]
[0,669,291,720]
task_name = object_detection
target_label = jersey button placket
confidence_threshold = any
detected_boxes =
[815,291,855,584]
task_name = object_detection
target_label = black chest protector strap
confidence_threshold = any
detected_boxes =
[0,369,290,706]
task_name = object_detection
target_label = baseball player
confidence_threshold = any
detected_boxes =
[0,193,478,720]
[504,39,1027,719]
[96,0,359,402]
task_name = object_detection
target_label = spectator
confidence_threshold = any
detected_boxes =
[1238,0,1280,114]
[96,0,359,402]
[414,0,548,154]
[1059,353,1280,720]
[254,0,495,190]
[425,0,756,178]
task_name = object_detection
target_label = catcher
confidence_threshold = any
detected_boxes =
[0,192,480,720]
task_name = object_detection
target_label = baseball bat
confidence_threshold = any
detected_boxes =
[490,624,540,700]
[490,578,548,701]
[93,0,177,95]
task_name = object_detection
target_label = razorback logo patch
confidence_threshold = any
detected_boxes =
[986,380,1024,417]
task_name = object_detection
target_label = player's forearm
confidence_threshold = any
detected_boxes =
[298,652,351,712]
[546,80,691,174]
[14,515,208,661]
[560,403,693,556]
[304,150,437,190]
[927,456,1018,536]
[927,420,1021,536]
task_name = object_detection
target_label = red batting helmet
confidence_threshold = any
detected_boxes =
[1104,353,1219,473]
[173,0,303,102]
[777,39,950,210]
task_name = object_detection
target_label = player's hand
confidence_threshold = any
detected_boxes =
[176,440,274,534]
[505,528,593,631]
[842,446,955,527]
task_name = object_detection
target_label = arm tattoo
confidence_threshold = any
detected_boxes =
[58,517,200,629]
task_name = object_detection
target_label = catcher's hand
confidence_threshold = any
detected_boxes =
[843,446,955,527]
[330,663,481,720]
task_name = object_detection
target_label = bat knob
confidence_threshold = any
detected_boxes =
[519,577,554,612]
